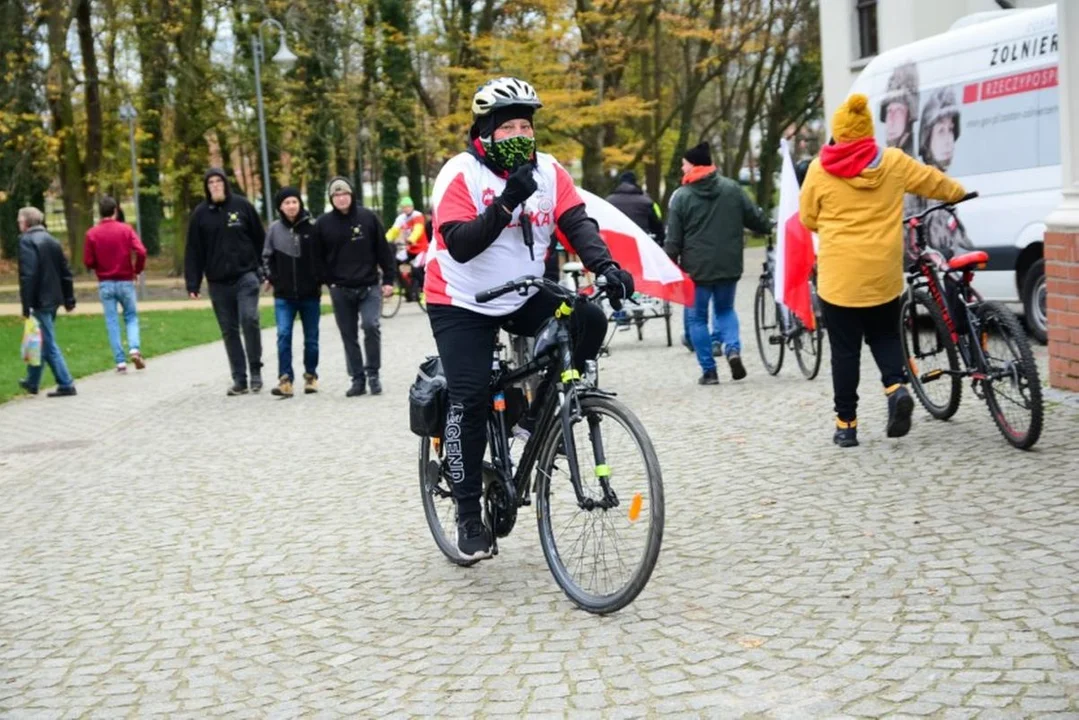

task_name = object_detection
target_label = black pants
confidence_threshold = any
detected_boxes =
[330,285,382,381]
[820,296,906,423]
[208,271,263,384]
[428,291,607,517]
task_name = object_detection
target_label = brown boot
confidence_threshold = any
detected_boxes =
[271,375,294,398]
[303,373,318,394]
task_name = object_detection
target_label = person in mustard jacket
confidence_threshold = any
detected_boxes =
[799,93,967,448]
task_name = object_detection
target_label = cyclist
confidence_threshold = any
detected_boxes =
[425,76,635,561]
[386,196,429,301]
[799,93,966,448]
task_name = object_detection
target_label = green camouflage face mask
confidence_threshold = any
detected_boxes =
[488,134,536,172]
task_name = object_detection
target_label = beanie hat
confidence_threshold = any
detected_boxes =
[619,171,638,185]
[328,177,354,198]
[832,93,875,143]
[683,141,713,167]
[485,105,535,137]
[398,196,414,209]
[274,186,302,211]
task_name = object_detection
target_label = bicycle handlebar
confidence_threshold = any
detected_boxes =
[475,274,608,305]
[904,191,979,225]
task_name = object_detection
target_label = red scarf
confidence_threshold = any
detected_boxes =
[820,138,879,178]
[682,164,717,185]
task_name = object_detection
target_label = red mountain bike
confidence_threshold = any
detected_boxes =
[900,192,1043,450]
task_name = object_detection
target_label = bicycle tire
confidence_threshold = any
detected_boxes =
[381,289,402,318]
[754,281,784,376]
[419,436,479,567]
[901,290,962,420]
[534,394,664,614]
[976,301,1043,450]
[794,318,824,380]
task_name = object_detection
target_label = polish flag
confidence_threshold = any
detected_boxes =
[560,189,695,306]
[774,139,817,330]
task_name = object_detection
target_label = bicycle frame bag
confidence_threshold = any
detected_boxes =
[409,355,448,437]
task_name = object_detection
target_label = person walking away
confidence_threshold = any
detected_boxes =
[17,207,77,397]
[665,141,772,384]
[262,187,321,398]
[84,195,148,373]
[184,168,267,395]
[385,196,429,301]
[799,93,966,448]
[315,177,395,397]
[605,170,667,331]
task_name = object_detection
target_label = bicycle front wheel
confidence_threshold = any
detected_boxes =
[754,281,784,375]
[381,288,402,318]
[534,394,664,614]
[976,301,1043,450]
[793,318,824,380]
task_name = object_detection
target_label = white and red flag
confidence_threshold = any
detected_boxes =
[562,189,695,306]
[774,139,817,329]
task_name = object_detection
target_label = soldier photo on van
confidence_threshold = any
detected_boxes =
[879,61,919,157]
[908,85,973,258]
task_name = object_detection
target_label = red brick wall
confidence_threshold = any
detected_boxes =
[1047,229,1079,391]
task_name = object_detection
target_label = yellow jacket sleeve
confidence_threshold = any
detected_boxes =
[896,151,966,203]
[798,162,821,231]
[386,225,400,241]
[408,223,424,244]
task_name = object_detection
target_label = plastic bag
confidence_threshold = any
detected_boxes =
[21,316,42,367]
[409,356,448,437]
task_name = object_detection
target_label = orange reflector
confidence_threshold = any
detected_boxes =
[432,437,441,453]
[493,398,506,411]
[908,359,919,375]
[925,369,943,380]
[628,493,643,522]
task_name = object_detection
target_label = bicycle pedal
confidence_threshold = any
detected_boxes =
[768,336,783,346]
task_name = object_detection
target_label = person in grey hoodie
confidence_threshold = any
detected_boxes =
[262,187,321,398]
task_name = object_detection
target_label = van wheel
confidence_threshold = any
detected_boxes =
[1021,258,1047,344]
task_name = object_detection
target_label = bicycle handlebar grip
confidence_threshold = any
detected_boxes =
[475,285,510,304]
[961,191,979,202]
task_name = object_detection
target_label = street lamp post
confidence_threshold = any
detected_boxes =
[357,125,371,207]
[252,18,297,225]
[118,100,145,299]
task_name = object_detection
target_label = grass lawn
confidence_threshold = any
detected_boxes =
[1,305,329,405]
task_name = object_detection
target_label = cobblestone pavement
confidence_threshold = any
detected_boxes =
[3,250,1078,717]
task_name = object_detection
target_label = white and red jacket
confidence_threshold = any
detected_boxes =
[425,150,615,316]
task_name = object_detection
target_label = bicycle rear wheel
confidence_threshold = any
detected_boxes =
[793,318,824,380]
[534,394,663,614]
[901,290,962,420]
[419,436,479,567]
[381,288,402,318]
[976,301,1043,450]
[754,281,784,375]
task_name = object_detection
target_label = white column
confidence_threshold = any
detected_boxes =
[1047,0,1079,232]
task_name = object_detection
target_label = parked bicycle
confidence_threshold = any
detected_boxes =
[900,192,1043,450]
[414,275,664,614]
[753,235,824,380]
[381,243,426,318]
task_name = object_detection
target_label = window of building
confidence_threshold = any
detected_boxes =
[856,0,879,59]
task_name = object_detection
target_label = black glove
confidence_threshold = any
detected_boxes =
[603,268,635,311]
[498,164,538,212]
[64,300,76,312]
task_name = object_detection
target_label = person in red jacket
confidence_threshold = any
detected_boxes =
[84,196,148,372]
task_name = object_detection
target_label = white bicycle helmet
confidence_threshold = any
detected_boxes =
[471,77,543,119]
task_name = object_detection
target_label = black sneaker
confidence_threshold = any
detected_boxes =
[456,516,492,561]
[728,354,747,381]
[368,376,382,395]
[699,368,719,385]
[834,424,859,447]
[46,385,77,398]
[227,382,249,396]
[250,376,263,393]
[18,378,38,395]
[886,385,915,438]
[345,379,366,397]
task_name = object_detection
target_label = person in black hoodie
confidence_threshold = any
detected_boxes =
[315,176,395,397]
[262,187,321,398]
[185,168,267,395]
[605,171,665,246]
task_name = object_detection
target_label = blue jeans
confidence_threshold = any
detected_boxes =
[275,297,321,381]
[26,310,74,391]
[682,304,723,349]
[688,281,741,372]
[99,280,140,364]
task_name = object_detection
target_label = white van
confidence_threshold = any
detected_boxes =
[850,3,1059,342]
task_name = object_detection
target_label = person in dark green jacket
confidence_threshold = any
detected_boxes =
[666,141,772,385]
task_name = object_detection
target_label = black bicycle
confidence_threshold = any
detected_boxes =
[753,236,824,380]
[418,275,664,614]
[900,192,1043,450]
